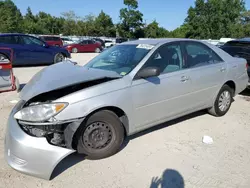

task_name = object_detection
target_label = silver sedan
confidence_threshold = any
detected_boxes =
[5,39,248,180]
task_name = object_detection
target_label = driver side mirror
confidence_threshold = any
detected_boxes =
[135,67,161,79]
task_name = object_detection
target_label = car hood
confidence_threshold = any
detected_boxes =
[20,61,121,101]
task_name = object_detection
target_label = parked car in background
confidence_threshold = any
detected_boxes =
[61,37,74,45]
[116,37,127,44]
[92,38,105,48]
[5,39,248,180]
[104,39,116,48]
[39,35,63,47]
[0,33,70,65]
[220,39,250,88]
[216,38,235,47]
[0,48,19,93]
[64,39,102,53]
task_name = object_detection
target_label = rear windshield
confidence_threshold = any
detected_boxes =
[225,41,250,47]
[41,36,61,41]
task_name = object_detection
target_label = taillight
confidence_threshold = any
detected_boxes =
[246,63,249,69]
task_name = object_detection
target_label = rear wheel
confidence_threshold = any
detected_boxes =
[54,53,65,64]
[95,48,101,53]
[76,110,124,159]
[72,48,78,53]
[208,85,233,117]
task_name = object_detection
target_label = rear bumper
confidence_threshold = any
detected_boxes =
[4,101,75,180]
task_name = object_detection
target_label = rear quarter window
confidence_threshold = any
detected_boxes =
[0,36,18,44]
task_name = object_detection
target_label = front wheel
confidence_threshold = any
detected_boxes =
[208,85,233,117]
[76,110,124,159]
[54,53,65,64]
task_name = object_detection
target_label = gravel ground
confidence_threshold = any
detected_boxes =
[0,53,250,188]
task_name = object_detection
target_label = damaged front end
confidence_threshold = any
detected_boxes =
[18,117,84,149]
[16,77,119,150]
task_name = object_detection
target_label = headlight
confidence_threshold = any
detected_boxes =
[14,103,68,122]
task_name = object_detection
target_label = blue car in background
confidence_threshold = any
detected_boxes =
[0,33,71,66]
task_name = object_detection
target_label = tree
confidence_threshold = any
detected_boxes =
[61,10,80,35]
[119,0,144,38]
[23,7,39,34]
[0,0,23,33]
[95,10,116,37]
[185,0,245,39]
[144,20,170,38]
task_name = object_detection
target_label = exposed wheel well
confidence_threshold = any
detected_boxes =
[224,80,236,96]
[71,106,129,149]
[0,52,10,60]
[60,52,67,58]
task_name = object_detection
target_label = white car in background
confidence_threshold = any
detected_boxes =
[104,39,116,48]
[61,37,75,45]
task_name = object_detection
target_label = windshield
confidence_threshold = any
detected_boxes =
[85,44,154,76]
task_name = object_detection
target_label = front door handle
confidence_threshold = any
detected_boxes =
[220,67,226,72]
[181,76,189,82]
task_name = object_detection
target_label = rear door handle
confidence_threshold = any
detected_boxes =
[181,76,189,82]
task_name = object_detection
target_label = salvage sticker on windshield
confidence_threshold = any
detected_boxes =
[136,44,154,50]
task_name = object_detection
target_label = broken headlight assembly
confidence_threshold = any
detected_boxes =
[14,102,68,122]
[13,102,72,147]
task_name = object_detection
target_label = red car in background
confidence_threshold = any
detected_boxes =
[64,39,102,53]
[39,36,63,47]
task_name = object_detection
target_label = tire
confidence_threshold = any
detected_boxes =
[95,48,101,53]
[208,85,233,117]
[76,110,124,159]
[54,53,65,64]
[72,48,78,53]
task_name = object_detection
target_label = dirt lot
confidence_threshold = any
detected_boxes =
[0,53,250,188]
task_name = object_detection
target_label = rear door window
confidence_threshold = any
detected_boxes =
[184,42,223,68]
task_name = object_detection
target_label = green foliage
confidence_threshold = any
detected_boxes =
[184,0,246,39]
[144,20,169,38]
[0,0,23,33]
[119,0,144,38]
[2,0,250,39]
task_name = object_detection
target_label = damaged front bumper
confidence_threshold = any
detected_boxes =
[4,100,78,180]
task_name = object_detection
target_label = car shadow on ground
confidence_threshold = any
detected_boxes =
[17,83,26,92]
[51,153,85,180]
[13,64,49,68]
[149,169,185,188]
[51,110,206,180]
[240,88,250,97]
[122,110,206,149]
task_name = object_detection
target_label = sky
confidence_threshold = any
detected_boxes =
[12,0,250,31]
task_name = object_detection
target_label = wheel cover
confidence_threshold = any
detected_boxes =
[218,91,231,112]
[55,53,64,63]
[72,48,77,53]
[95,48,100,53]
[83,122,113,150]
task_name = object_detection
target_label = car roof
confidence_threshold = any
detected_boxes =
[228,38,250,43]
[123,38,202,45]
[0,33,30,37]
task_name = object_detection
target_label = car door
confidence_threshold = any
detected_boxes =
[87,40,96,52]
[182,41,227,108]
[131,42,194,129]
[19,35,53,64]
[78,40,88,52]
[0,48,16,93]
